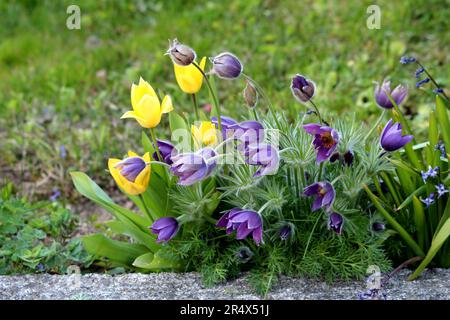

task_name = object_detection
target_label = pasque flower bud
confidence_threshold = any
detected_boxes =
[243,80,258,108]
[166,38,196,66]
[210,52,243,79]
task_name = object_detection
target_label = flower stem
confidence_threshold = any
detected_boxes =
[192,61,222,132]
[303,211,323,259]
[317,162,324,181]
[242,74,282,129]
[308,99,323,125]
[149,128,162,162]
[416,61,449,101]
[191,93,200,121]
[364,109,387,141]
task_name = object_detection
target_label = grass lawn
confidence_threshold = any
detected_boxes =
[0,0,448,202]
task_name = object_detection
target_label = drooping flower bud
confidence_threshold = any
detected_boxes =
[372,222,385,232]
[243,80,258,108]
[166,38,196,66]
[380,119,413,152]
[328,212,344,235]
[210,52,243,79]
[291,74,316,104]
[236,246,254,263]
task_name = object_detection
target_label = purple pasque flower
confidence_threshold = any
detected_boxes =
[374,80,408,109]
[152,139,177,165]
[372,222,385,232]
[150,217,179,243]
[115,157,147,183]
[216,208,263,245]
[170,148,217,186]
[436,184,449,198]
[210,52,243,79]
[420,193,435,208]
[304,181,336,212]
[243,143,279,177]
[303,123,340,163]
[279,224,293,241]
[291,74,316,104]
[211,115,238,140]
[328,212,344,235]
[380,119,413,152]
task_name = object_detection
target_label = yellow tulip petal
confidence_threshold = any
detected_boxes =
[134,166,150,189]
[143,152,151,162]
[173,57,206,94]
[128,151,139,157]
[160,95,173,114]
[135,94,162,128]
[131,78,158,110]
[108,158,127,191]
[120,110,146,122]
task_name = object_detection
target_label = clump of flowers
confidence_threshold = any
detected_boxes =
[71,42,449,295]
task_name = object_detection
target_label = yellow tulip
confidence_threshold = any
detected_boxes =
[174,57,206,94]
[121,77,173,128]
[108,151,151,195]
[191,121,218,147]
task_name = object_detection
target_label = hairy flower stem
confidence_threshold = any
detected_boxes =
[252,108,259,121]
[415,61,449,100]
[191,93,200,121]
[192,61,222,132]
[303,211,323,259]
[308,100,323,125]
[317,162,324,181]
[364,109,387,141]
[242,74,282,129]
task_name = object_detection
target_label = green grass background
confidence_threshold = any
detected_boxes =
[0,0,448,200]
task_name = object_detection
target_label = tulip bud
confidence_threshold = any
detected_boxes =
[166,38,196,66]
[243,80,258,108]
[210,52,243,79]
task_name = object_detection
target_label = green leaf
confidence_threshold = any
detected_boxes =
[141,251,181,271]
[363,184,424,256]
[412,196,426,251]
[169,111,189,133]
[70,171,161,252]
[409,217,450,280]
[132,252,154,269]
[427,111,439,167]
[436,95,450,152]
[82,234,148,266]
[396,185,427,211]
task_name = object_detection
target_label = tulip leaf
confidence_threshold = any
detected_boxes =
[169,111,189,133]
[82,234,148,266]
[409,217,450,280]
[71,171,161,251]
[132,252,154,269]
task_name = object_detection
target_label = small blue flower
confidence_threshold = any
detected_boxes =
[50,188,61,201]
[421,166,439,183]
[59,145,67,159]
[400,56,416,64]
[434,142,446,158]
[415,67,425,79]
[436,184,449,199]
[420,193,435,208]
[433,88,444,94]
[416,78,430,88]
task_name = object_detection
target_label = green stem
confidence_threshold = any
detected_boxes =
[252,108,258,121]
[309,100,323,125]
[242,74,281,129]
[303,211,323,259]
[416,61,449,101]
[191,93,200,121]
[149,128,162,162]
[364,109,387,141]
[380,172,401,208]
[317,162,324,181]
[192,61,222,132]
